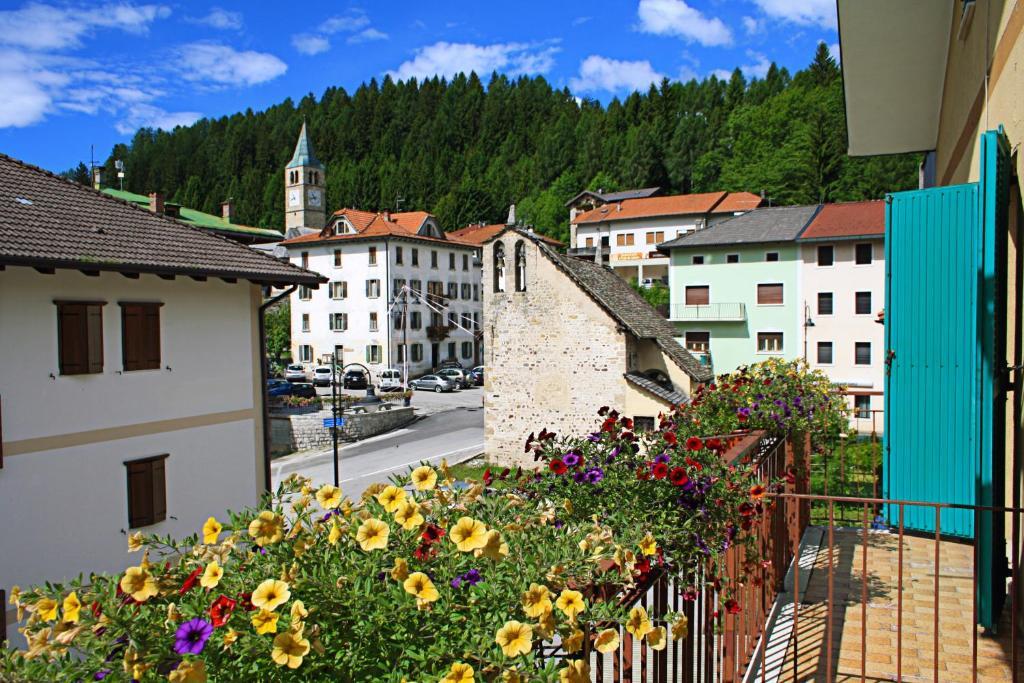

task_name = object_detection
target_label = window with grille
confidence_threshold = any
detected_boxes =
[685,286,709,305]
[817,341,833,364]
[126,454,168,529]
[56,301,105,375]
[855,291,872,315]
[757,332,783,353]
[855,342,871,365]
[818,292,833,315]
[757,283,784,305]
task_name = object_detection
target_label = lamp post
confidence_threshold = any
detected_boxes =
[802,302,816,361]
[330,360,378,488]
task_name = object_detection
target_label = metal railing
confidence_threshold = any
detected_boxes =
[669,303,747,322]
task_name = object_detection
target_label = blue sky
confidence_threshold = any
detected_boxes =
[0,0,838,172]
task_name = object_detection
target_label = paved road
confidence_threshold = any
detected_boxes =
[271,405,483,498]
[315,383,484,416]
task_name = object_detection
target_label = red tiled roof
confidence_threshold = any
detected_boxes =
[711,191,764,214]
[281,211,475,248]
[450,223,563,246]
[390,211,431,233]
[799,200,885,240]
[573,191,746,224]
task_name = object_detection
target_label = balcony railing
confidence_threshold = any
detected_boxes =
[669,302,747,321]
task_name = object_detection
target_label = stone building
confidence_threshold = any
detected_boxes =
[482,227,713,465]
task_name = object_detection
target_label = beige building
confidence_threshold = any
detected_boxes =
[482,228,712,465]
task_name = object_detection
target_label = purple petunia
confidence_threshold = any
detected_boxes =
[585,468,604,484]
[737,407,751,417]
[654,452,671,465]
[173,618,213,655]
[451,576,462,589]
[94,671,111,681]
[452,569,483,589]
[563,452,581,468]
[572,471,586,484]
[588,433,602,443]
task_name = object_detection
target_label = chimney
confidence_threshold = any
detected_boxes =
[220,199,234,223]
[149,192,165,215]
[616,202,622,212]
[382,210,391,221]
[92,167,102,190]
[506,203,516,226]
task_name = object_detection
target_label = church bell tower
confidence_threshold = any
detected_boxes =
[284,122,326,231]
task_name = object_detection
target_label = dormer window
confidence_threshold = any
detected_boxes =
[494,243,506,293]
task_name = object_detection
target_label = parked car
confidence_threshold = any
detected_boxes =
[290,382,317,398]
[267,378,292,397]
[410,375,455,393]
[437,359,464,371]
[469,365,484,386]
[377,368,403,392]
[285,364,307,382]
[312,366,334,387]
[437,367,471,389]
[343,369,368,390]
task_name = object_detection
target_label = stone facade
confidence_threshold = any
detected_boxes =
[270,405,415,456]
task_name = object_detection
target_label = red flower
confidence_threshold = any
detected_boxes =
[209,595,237,627]
[763,378,773,386]
[686,436,704,451]
[652,463,669,480]
[664,431,678,446]
[738,502,755,517]
[706,438,722,451]
[179,566,204,595]
[709,383,717,391]
[634,557,651,577]
[524,432,536,452]
[724,599,742,615]
[749,484,766,500]
[90,601,102,619]
[685,457,703,471]
[636,466,651,481]
[413,542,438,561]
[597,406,610,416]
[737,413,749,423]
[601,417,617,433]
[422,524,446,544]
[237,592,256,612]
[549,458,568,475]
[482,468,493,486]
[620,417,634,430]
[669,467,689,486]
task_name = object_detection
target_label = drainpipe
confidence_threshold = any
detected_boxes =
[259,284,297,495]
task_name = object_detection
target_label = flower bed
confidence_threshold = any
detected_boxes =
[1,360,845,682]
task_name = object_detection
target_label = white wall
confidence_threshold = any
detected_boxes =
[0,268,262,641]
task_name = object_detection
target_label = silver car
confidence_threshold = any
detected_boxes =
[437,367,470,389]
[285,363,307,382]
[410,374,455,393]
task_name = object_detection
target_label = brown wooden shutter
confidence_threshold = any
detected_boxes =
[121,303,161,371]
[685,286,710,305]
[58,304,87,375]
[142,305,161,369]
[757,284,784,305]
[126,455,168,528]
[0,395,4,469]
[86,305,103,373]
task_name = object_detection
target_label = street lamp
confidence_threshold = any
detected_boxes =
[802,302,816,361]
[329,357,379,488]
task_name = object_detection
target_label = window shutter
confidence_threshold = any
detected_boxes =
[685,286,709,305]
[121,304,142,371]
[58,304,87,375]
[757,284,784,305]
[142,305,161,369]
[1,394,4,469]
[86,305,104,373]
[126,459,153,528]
[151,457,166,523]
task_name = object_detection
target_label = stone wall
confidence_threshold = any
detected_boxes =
[270,405,415,456]
[483,234,628,466]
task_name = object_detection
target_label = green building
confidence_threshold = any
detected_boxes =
[658,205,820,374]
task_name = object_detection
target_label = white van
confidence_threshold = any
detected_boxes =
[378,368,403,391]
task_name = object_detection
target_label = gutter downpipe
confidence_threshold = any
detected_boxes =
[259,284,297,495]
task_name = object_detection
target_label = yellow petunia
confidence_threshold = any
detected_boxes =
[390,557,410,582]
[393,501,424,531]
[449,517,488,552]
[251,579,291,612]
[671,614,689,640]
[375,485,406,513]
[222,628,240,648]
[647,626,667,651]
[127,532,145,552]
[559,659,590,683]
[410,465,438,491]
[403,572,439,603]
[521,583,552,618]
[638,533,657,557]
[494,620,533,658]
[168,659,207,683]
[251,609,279,634]
[473,529,509,562]
[290,600,308,622]
[562,629,584,653]
[440,662,475,683]
[626,606,653,639]
[271,630,310,669]
[555,589,586,621]
[201,561,223,590]
[328,520,343,546]
[594,628,619,654]
[34,597,58,622]
[248,511,285,547]
[119,565,159,603]
[202,516,223,545]
[356,518,390,551]
[123,647,149,680]
[61,592,81,624]
[501,670,524,683]
[534,609,555,639]
[315,485,342,510]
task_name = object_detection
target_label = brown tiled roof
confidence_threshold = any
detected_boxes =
[711,191,764,214]
[282,211,476,249]
[0,154,323,286]
[450,223,563,247]
[573,192,728,224]
[799,200,885,240]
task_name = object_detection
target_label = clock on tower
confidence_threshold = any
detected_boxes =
[284,122,326,231]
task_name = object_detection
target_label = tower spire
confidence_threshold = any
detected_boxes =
[287,121,323,169]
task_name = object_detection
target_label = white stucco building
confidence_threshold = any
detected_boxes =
[568,191,763,284]
[0,154,322,642]
[798,201,886,434]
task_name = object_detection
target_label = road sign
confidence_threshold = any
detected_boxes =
[323,417,345,429]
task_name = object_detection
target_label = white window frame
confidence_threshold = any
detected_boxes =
[366,279,380,299]
[816,341,834,366]
[298,345,313,363]
[301,313,310,333]
[329,281,346,299]
[756,331,784,354]
[329,312,347,332]
[369,312,378,332]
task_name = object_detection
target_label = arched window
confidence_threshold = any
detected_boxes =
[514,241,526,292]
[494,243,506,293]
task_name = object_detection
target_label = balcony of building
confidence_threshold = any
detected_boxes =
[669,302,746,322]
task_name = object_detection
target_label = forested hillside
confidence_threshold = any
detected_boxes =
[74,45,918,243]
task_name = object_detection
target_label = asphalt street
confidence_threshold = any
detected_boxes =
[270,404,483,498]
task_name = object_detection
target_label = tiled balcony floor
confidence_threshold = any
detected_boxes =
[766,526,1022,682]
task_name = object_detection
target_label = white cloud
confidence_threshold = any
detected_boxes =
[178,43,287,86]
[292,34,330,55]
[572,16,592,26]
[0,2,170,51]
[741,16,762,34]
[828,42,841,64]
[320,10,370,35]
[188,8,243,30]
[751,0,837,30]
[740,51,771,78]
[115,104,201,134]
[569,55,664,94]
[636,0,732,47]
[347,28,388,45]
[388,42,558,81]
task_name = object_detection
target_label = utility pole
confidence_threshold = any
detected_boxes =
[402,285,409,388]
[331,350,340,487]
